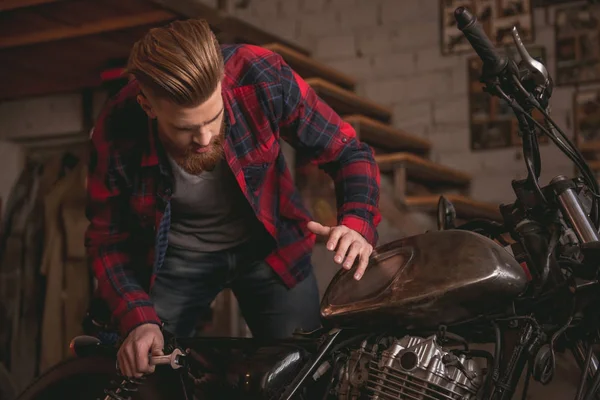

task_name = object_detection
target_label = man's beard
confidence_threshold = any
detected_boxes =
[175,133,225,175]
[160,118,227,175]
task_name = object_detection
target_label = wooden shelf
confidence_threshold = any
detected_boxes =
[376,152,471,188]
[344,114,431,154]
[404,194,502,222]
[306,78,392,123]
[263,42,355,90]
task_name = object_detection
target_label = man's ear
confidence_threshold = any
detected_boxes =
[137,94,157,119]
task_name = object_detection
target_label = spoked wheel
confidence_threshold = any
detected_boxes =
[15,355,187,400]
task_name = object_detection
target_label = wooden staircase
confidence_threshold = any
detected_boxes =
[262,42,501,222]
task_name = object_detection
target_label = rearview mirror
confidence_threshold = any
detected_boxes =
[437,196,456,231]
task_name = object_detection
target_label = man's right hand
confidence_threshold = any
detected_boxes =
[117,323,164,378]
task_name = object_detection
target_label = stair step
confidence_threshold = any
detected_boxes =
[344,114,431,154]
[404,194,502,222]
[306,78,392,123]
[263,43,356,90]
[375,153,471,188]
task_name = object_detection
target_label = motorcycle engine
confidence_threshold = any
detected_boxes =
[336,334,483,400]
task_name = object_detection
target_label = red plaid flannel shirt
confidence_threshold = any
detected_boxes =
[85,44,381,336]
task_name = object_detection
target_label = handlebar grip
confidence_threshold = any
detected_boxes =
[454,7,507,74]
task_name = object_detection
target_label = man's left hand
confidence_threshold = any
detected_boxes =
[307,221,373,280]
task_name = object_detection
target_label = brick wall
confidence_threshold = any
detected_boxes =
[226,0,589,206]
[0,0,590,276]
[0,0,589,207]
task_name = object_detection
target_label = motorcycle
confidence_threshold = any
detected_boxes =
[14,6,600,400]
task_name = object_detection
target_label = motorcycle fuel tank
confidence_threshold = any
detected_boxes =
[320,230,528,330]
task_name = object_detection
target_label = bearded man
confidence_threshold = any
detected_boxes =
[85,18,381,378]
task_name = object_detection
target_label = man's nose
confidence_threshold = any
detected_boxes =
[192,130,212,146]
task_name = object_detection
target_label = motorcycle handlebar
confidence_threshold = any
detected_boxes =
[454,7,507,75]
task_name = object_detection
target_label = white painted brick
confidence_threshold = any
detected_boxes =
[470,174,516,204]
[338,3,379,30]
[450,64,469,95]
[476,148,529,175]
[550,86,575,113]
[356,28,399,57]
[535,25,555,58]
[0,94,82,139]
[544,4,557,26]
[533,7,548,29]
[538,145,573,170]
[300,0,327,13]
[392,101,433,132]
[231,7,255,24]
[402,71,454,101]
[315,34,356,59]
[429,121,470,136]
[415,47,465,73]
[396,122,430,137]
[263,18,299,44]
[393,100,431,121]
[380,0,437,25]
[294,34,316,50]
[550,109,573,138]
[437,151,485,174]
[298,10,340,37]
[277,0,301,17]
[363,77,406,105]
[371,52,416,78]
[198,0,218,7]
[469,161,579,205]
[391,21,438,51]
[327,0,370,9]
[428,130,470,154]
[248,0,279,19]
[544,55,556,85]
[433,97,469,125]
[327,56,375,80]
[473,144,572,176]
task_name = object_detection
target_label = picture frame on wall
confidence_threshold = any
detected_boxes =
[532,0,581,7]
[555,3,600,86]
[468,45,548,150]
[573,88,600,152]
[440,0,534,56]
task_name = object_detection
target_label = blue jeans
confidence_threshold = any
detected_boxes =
[149,239,322,339]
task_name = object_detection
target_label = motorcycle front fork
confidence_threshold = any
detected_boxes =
[488,322,537,400]
[487,329,599,400]
[571,340,600,400]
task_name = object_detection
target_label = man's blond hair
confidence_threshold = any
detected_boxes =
[126,19,224,106]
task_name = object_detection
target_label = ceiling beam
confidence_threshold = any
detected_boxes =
[147,0,224,25]
[0,0,65,12]
[0,9,176,50]
[146,0,310,56]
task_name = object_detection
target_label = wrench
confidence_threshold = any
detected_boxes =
[104,349,186,400]
[149,348,185,370]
